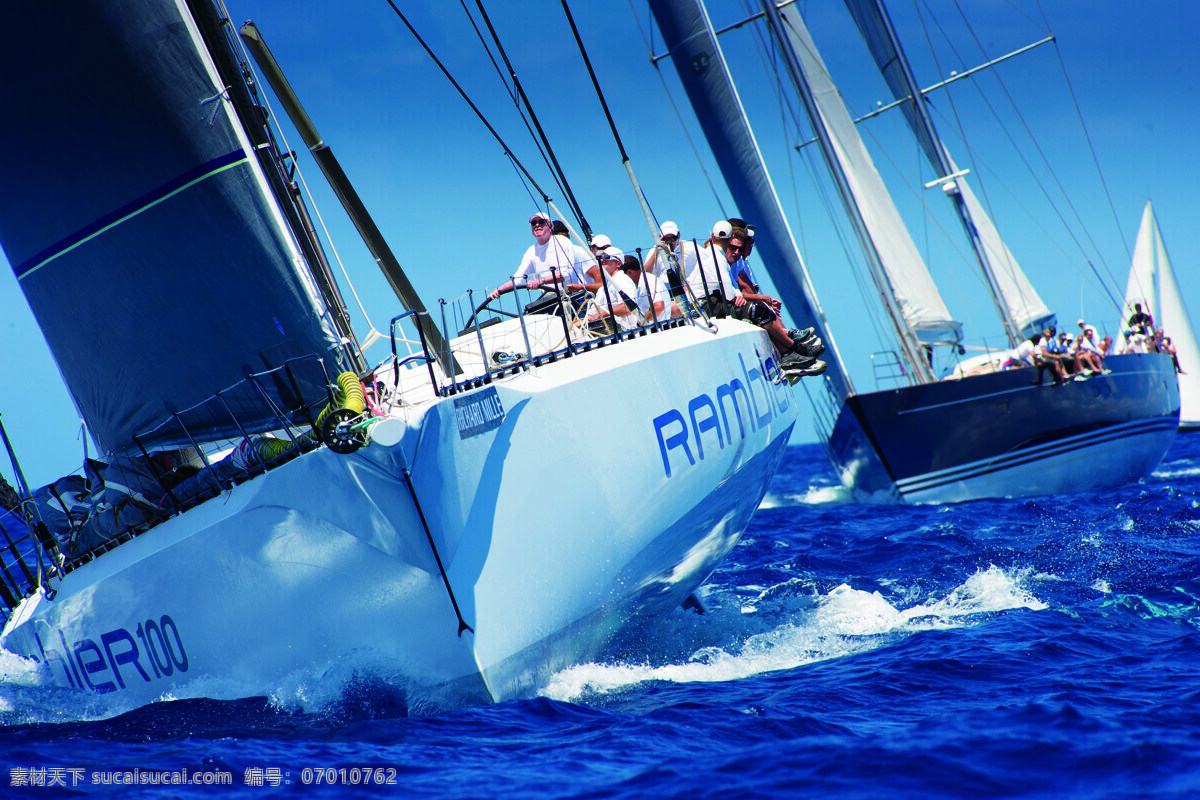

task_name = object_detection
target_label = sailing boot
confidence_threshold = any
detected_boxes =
[780,351,816,371]
[789,327,817,344]
[789,336,825,359]
[781,357,827,383]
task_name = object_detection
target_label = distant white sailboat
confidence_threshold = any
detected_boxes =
[1122,201,1200,430]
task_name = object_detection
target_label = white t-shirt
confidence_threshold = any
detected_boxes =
[512,236,587,286]
[593,270,641,330]
[627,270,669,319]
[686,243,739,302]
[1011,339,1037,366]
[644,241,699,278]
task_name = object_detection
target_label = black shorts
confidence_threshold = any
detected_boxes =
[700,292,775,326]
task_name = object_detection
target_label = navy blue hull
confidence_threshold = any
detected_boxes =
[827,353,1180,502]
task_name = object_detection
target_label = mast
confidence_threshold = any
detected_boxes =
[239,22,458,378]
[843,0,1054,344]
[647,0,854,400]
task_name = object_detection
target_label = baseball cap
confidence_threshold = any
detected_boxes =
[600,246,625,262]
[660,221,680,237]
[591,233,612,249]
[712,220,732,238]
[529,211,550,223]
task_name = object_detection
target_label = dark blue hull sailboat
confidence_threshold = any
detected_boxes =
[649,0,1178,503]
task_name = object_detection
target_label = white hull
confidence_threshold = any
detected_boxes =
[2,321,797,710]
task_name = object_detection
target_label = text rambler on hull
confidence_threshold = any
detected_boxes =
[0,0,797,711]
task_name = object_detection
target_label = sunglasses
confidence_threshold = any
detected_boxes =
[726,243,744,253]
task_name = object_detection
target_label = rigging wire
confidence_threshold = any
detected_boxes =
[626,0,728,218]
[455,0,577,221]
[458,0,517,107]
[382,0,555,212]
[558,0,661,241]
[915,0,1124,312]
[469,0,591,236]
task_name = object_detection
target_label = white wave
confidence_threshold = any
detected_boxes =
[1152,463,1200,481]
[540,564,1045,702]
[760,483,854,508]
[0,649,127,724]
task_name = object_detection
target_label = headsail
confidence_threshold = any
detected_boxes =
[842,0,1053,343]
[1122,202,1160,337]
[1124,202,1200,426]
[767,4,961,376]
[0,0,350,454]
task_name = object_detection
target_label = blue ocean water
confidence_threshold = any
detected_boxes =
[3,437,1200,798]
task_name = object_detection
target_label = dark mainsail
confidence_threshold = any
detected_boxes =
[0,0,348,454]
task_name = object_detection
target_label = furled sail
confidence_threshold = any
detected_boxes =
[771,4,962,353]
[843,0,1054,341]
[0,0,348,454]
[647,0,853,400]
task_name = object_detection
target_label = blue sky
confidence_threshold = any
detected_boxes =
[2,0,1197,488]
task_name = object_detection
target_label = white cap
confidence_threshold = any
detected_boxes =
[529,211,550,223]
[600,246,625,262]
[660,221,680,237]
[591,233,612,249]
[712,220,732,238]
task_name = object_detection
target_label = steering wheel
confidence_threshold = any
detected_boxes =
[463,295,521,332]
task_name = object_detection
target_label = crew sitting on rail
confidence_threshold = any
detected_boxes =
[726,217,823,360]
[620,255,677,321]
[686,222,822,374]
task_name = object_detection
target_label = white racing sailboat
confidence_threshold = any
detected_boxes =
[0,0,798,712]
[1121,201,1200,430]
[649,0,1179,503]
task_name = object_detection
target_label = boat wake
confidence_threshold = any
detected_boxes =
[540,565,1046,703]
[0,565,1050,724]
[1151,461,1200,481]
[759,483,855,508]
